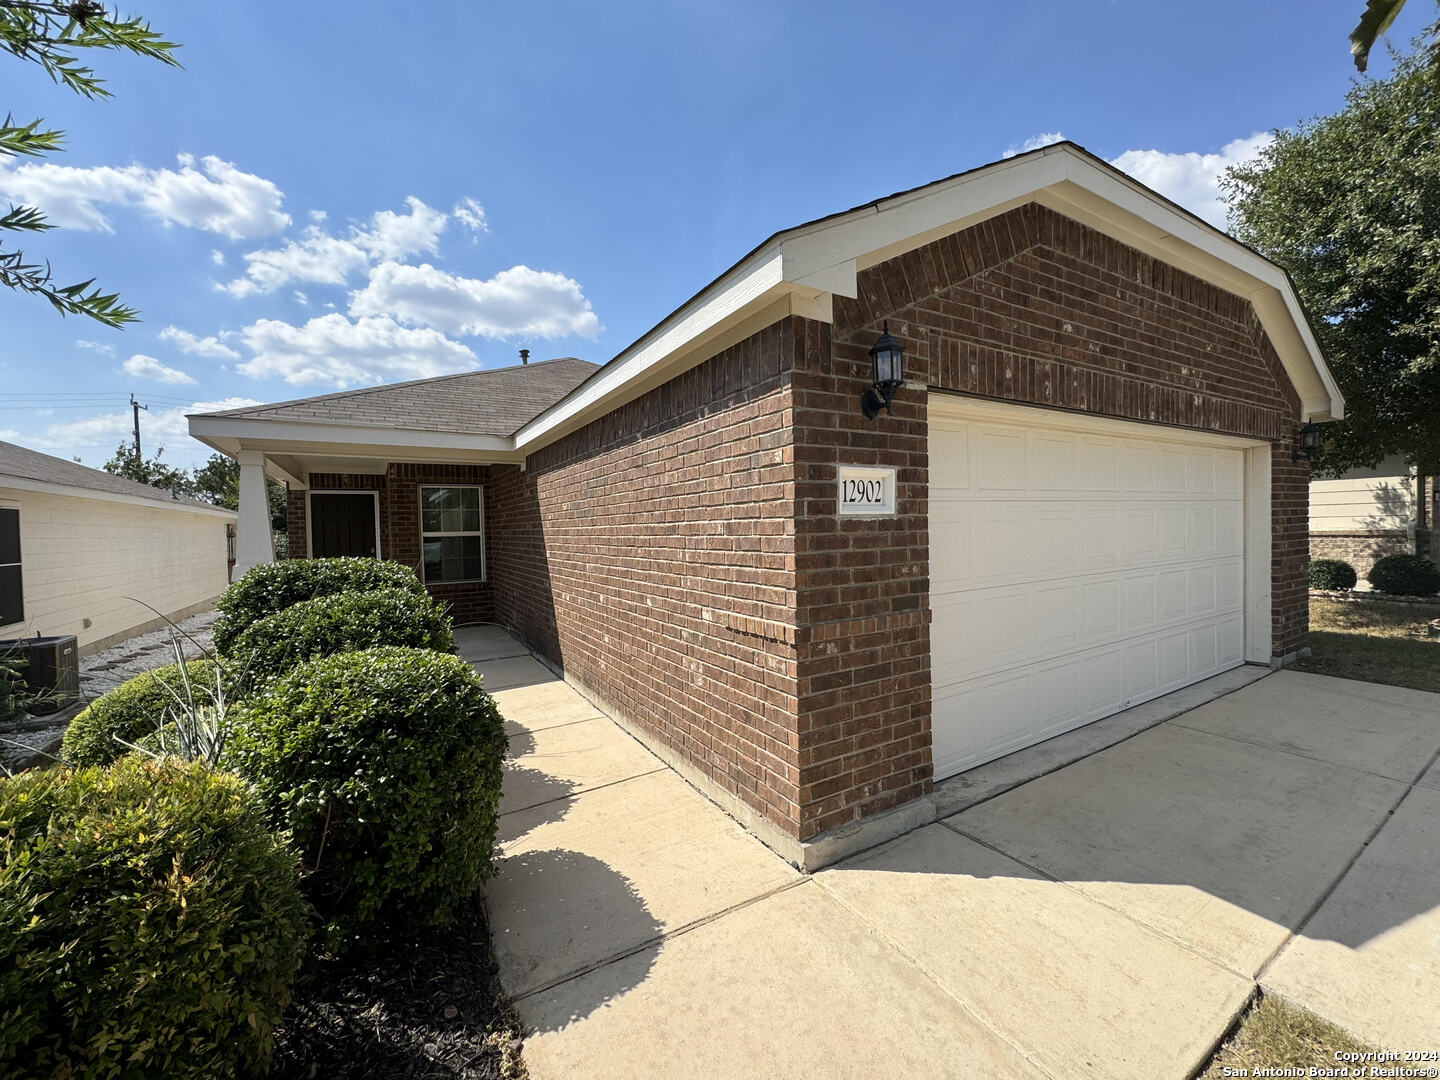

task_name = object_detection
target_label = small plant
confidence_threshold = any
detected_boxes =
[0,756,310,1078]
[117,631,241,766]
[213,557,428,655]
[1368,553,1440,596]
[61,659,221,767]
[1308,558,1358,590]
[0,647,26,723]
[232,586,455,684]
[227,647,507,951]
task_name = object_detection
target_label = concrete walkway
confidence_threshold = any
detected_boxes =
[461,625,1440,1079]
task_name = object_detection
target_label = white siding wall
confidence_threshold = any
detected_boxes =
[1309,456,1416,533]
[0,486,234,652]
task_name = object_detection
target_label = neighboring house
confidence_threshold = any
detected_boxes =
[190,141,1344,868]
[0,441,236,655]
[1309,457,1435,581]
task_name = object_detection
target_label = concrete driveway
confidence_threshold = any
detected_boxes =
[463,626,1440,1080]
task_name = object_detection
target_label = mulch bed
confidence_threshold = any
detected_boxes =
[269,901,525,1080]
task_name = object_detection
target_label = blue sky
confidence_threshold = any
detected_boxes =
[1,0,1430,468]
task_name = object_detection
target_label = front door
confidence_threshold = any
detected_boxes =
[310,493,377,558]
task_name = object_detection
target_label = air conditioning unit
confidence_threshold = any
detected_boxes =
[0,635,79,715]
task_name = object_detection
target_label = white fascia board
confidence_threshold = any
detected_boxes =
[188,415,518,457]
[515,253,791,450]
[0,477,236,518]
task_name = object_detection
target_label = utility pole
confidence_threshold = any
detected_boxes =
[129,393,147,460]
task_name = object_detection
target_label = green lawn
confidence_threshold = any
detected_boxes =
[1203,995,1375,1078]
[1296,598,1440,693]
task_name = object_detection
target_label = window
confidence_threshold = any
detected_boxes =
[419,486,484,583]
[0,507,21,626]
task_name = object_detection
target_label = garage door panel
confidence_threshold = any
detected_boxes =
[929,400,1250,781]
[977,428,1027,490]
[1031,434,1076,490]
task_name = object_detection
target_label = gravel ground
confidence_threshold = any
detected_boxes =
[0,610,218,772]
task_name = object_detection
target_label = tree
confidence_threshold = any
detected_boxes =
[1,2,178,326]
[103,440,192,493]
[1222,39,1440,478]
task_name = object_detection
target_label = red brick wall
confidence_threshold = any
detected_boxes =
[489,321,806,834]
[1310,532,1415,582]
[788,202,1309,837]
[285,468,493,624]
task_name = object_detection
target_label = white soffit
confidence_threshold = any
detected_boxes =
[517,142,1343,453]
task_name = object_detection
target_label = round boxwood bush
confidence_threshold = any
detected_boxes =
[232,587,455,683]
[1368,553,1440,596]
[227,646,507,951]
[1307,558,1358,591]
[0,757,309,1078]
[213,557,427,655]
[61,659,220,767]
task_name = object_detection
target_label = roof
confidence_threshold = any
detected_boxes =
[202,356,598,437]
[0,441,232,513]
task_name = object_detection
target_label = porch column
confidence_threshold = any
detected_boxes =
[235,450,275,575]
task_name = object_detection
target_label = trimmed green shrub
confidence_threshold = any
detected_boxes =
[232,587,455,683]
[213,557,427,655]
[0,757,309,1078]
[227,646,507,950]
[1368,553,1440,596]
[61,659,220,767]
[1308,558,1358,591]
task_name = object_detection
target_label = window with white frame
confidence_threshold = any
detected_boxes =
[419,486,484,583]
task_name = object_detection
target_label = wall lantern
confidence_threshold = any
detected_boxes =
[862,321,906,420]
[1292,421,1323,462]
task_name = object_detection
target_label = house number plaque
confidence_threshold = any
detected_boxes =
[837,465,896,516]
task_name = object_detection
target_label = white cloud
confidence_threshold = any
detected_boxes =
[294,290,309,305]
[76,339,115,356]
[453,196,488,237]
[237,314,476,387]
[349,262,602,340]
[0,429,18,441]
[220,197,446,297]
[123,353,197,385]
[1003,131,1066,159]
[210,249,225,266]
[0,154,289,238]
[308,209,327,223]
[352,196,447,261]
[159,325,241,361]
[1108,133,1272,228]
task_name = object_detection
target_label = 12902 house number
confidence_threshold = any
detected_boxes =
[842,477,886,506]
[837,465,896,516]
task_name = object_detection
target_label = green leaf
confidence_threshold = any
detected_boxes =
[1349,0,1408,72]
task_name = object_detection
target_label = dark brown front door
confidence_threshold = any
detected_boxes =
[310,493,377,558]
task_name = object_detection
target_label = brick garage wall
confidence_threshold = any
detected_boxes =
[489,321,806,835]
[1310,532,1414,582]
[790,202,1310,838]
[285,468,493,624]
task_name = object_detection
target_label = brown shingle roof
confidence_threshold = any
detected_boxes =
[0,441,227,510]
[196,356,599,436]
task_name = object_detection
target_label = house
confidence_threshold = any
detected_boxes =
[0,441,236,654]
[1309,457,1435,581]
[189,141,1344,867]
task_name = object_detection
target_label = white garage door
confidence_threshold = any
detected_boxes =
[929,398,1249,780]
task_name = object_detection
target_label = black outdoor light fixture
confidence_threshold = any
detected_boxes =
[862,321,906,420]
[1292,421,1323,462]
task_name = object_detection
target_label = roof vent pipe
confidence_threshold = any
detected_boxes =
[519,349,530,365]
